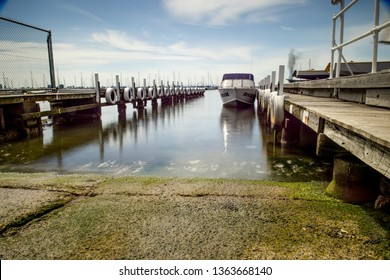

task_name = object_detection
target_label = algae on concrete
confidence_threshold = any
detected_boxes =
[0,172,389,259]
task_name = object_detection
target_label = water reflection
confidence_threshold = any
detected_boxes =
[0,91,331,181]
[220,106,256,154]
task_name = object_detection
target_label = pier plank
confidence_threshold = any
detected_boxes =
[0,92,96,105]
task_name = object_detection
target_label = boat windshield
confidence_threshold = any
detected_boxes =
[222,73,254,81]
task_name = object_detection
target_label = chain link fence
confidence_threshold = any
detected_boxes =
[0,16,55,91]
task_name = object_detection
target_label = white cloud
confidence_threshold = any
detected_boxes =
[85,29,258,63]
[162,0,306,26]
[48,29,261,86]
[60,3,104,23]
[280,26,295,31]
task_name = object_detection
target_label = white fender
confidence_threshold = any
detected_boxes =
[271,94,285,129]
[164,87,169,97]
[263,89,271,112]
[124,87,133,102]
[105,87,117,104]
[136,87,143,100]
[170,87,175,96]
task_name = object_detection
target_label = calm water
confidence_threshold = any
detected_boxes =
[0,90,331,181]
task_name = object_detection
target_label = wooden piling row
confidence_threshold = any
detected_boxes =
[0,74,205,142]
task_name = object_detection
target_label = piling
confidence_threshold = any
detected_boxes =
[326,155,380,204]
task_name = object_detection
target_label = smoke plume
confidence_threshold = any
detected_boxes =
[288,48,298,79]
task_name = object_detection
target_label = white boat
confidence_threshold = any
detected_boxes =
[218,73,257,107]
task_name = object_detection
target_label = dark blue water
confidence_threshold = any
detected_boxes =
[0,90,331,181]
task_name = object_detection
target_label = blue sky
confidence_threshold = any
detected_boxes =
[1,0,389,87]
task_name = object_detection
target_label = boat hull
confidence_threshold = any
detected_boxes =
[218,88,257,107]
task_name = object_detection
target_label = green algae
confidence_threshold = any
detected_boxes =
[0,172,388,259]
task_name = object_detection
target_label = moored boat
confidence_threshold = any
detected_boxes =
[218,73,257,107]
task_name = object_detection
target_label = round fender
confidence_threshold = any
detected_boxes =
[263,89,271,112]
[271,94,285,129]
[164,87,169,97]
[124,87,133,102]
[105,88,117,104]
[136,87,143,100]
[170,87,175,96]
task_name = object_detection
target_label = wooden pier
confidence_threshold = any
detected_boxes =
[258,70,390,208]
[0,76,204,142]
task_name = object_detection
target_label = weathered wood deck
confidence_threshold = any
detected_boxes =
[0,91,97,105]
[284,93,390,179]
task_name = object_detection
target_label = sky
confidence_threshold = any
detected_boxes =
[1,0,390,88]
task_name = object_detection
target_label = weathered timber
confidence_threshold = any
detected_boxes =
[284,70,390,89]
[21,103,99,120]
[284,70,390,108]
[316,133,349,157]
[366,88,390,108]
[0,91,100,142]
[284,93,390,179]
[0,92,96,105]
[0,108,4,129]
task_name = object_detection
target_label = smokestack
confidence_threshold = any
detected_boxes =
[288,48,297,79]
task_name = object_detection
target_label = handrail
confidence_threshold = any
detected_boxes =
[330,0,389,78]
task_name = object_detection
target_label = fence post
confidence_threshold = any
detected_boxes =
[47,31,56,89]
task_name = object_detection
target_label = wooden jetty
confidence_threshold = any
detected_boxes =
[258,69,390,208]
[0,74,204,142]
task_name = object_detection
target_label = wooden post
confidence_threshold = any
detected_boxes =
[116,75,126,114]
[152,79,158,108]
[94,73,100,104]
[278,65,285,95]
[0,108,5,130]
[271,71,276,92]
[131,77,136,108]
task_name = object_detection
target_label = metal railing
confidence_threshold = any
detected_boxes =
[330,0,390,78]
[0,16,56,90]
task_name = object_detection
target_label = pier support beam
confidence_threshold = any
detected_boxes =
[51,98,100,124]
[117,99,127,115]
[316,133,349,157]
[0,102,42,140]
[298,122,317,149]
[0,108,5,130]
[326,155,380,204]
[280,117,300,147]
[375,177,390,211]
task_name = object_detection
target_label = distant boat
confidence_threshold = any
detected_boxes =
[218,73,257,107]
